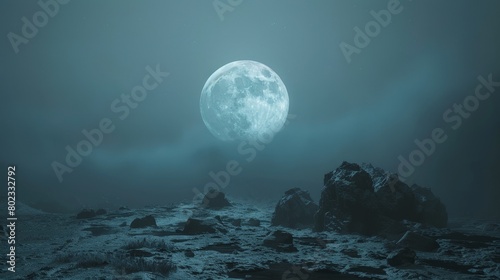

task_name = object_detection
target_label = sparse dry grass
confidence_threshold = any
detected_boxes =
[110,253,175,276]
[53,245,175,277]
[122,237,173,251]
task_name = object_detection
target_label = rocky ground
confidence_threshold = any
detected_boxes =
[1,162,499,279]
[0,199,498,279]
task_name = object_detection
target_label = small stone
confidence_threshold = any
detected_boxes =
[263,230,297,252]
[202,190,231,209]
[182,218,227,235]
[230,218,241,227]
[185,250,195,257]
[130,215,157,228]
[247,218,261,227]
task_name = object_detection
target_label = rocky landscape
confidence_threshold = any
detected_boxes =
[1,162,499,279]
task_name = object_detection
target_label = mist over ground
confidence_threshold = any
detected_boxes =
[1,0,499,219]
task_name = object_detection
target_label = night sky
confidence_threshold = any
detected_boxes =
[1,0,499,219]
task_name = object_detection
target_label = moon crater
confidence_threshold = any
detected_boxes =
[200,60,289,142]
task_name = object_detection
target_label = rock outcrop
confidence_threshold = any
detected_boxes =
[271,188,318,229]
[314,161,448,235]
[315,162,381,234]
[362,163,417,221]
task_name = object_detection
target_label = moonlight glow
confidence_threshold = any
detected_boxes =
[200,60,289,141]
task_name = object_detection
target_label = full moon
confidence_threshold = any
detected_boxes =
[200,60,289,142]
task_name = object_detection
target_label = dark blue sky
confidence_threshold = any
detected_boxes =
[1,0,499,218]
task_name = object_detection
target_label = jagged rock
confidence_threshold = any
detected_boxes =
[411,184,448,227]
[323,162,373,189]
[314,161,448,235]
[396,231,440,252]
[182,218,227,235]
[387,247,416,267]
[315,162,380,234]
[271,187,318,229]
[246,218,261,227]
[130,215,157,228]
[202,189,231,209]
[263,230,297,252]
[362,163,417,221]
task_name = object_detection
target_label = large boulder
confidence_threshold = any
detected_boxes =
[314,161,448,235]
[362,163,417,221]
[271,188,318,229]
[315,162,381,234]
